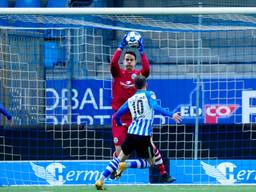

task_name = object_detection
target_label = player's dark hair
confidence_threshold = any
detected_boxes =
[135,75,146,89]
[124,51,136,60]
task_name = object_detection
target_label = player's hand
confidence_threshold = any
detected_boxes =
[138,37,144,54]
[118,33,128,50]
[172,112,182,123]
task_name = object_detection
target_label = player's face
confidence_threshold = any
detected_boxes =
[123,54,136,71]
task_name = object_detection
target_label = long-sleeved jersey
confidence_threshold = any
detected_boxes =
[110,49,150,112]
[115,90,173,136]
[0,102,12,120]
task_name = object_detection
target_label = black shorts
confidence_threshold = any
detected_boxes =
[121,134,154,159]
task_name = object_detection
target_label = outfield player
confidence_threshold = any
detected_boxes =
[110,32,172,182]
[0,102,12,126]
[95,75,182,190]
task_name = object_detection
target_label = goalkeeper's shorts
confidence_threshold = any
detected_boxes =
[112,115,131,146]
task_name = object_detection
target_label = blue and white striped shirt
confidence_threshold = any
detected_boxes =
[115,90,173,136]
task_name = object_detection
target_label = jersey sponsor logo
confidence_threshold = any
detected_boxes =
[120,81,135,89]
[204,104,238,124]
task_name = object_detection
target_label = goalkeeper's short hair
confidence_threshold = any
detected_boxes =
[124,51,136,60]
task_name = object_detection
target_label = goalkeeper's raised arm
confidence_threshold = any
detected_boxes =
[110,32,150,79]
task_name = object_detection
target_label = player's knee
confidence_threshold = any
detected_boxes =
[113,147,122,158]
[113,151,118,158]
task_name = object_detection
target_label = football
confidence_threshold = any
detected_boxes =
[125,31,142,47]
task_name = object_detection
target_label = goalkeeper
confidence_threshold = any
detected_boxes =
[0,102,12,126]
[110,32,173,182]
[95,75,182,190]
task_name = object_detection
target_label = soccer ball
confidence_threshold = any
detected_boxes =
[125,31,141,47]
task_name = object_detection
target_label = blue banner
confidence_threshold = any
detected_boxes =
[46,80,112,125]
[0,161,149,186]
[46,79,256,125]
[170,160,256,184]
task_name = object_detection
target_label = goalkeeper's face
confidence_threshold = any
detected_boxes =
[123,53,136,71]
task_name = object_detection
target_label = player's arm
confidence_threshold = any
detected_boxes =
[138,37,150,77]
[152,101,182,123]
[0,102,12,121]
[111,34,128,77]
[147,92,182,123]
[110,50,122,77]
[114,101,130,126]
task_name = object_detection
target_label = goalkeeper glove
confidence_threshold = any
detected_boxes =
[138,37,144,54]
[118,33,128,50]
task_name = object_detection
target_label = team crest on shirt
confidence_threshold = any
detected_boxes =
[131,73,137,79]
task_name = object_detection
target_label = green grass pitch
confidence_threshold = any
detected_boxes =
[0,185,255,192]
